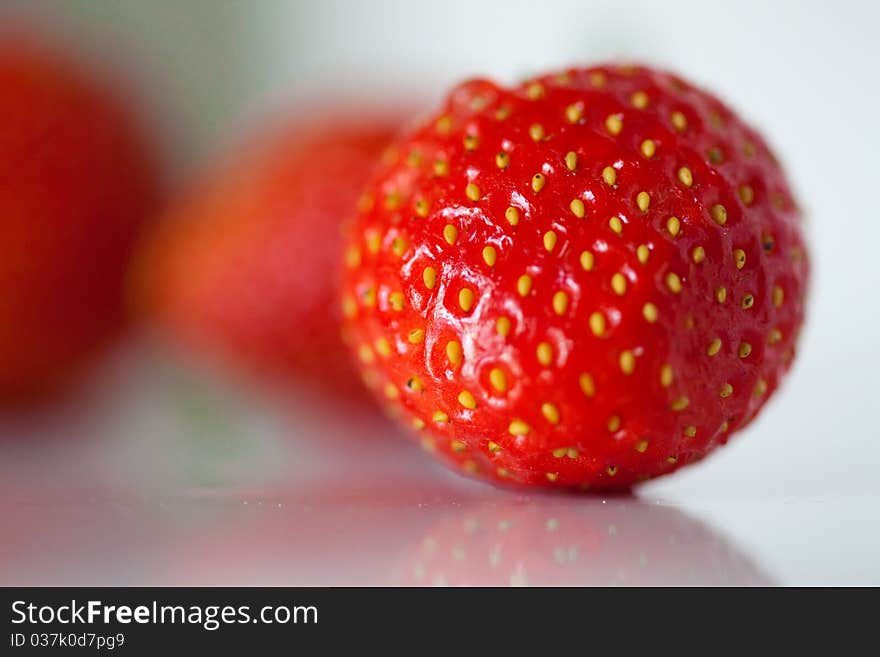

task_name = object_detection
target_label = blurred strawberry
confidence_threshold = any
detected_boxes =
[132,110,403,395]
[0,35,159,403]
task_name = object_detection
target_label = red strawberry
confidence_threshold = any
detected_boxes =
[0,36,159,403]
[340,65,809,490]
[132,112,402,395]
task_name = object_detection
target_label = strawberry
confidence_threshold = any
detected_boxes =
[131,112,401,394]
[0,36,159,403]
[340,64,809,490]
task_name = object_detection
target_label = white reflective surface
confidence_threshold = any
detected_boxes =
[1,347,877,586]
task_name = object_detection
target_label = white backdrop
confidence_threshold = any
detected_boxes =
[2,0,879,583]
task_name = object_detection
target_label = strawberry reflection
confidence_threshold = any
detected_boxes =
[392,497,772,586]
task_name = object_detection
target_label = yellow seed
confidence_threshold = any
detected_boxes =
[536,342,553,366]
[433,160,449,176]
[517,274,532,297]
[414,198,430,217]
[768,328,783,344]
[611,272,627,295]
[423,266,437,290]
[446,340,462,366]
[435,115,453,134]
[635,440,649,453]
[526,82,544,100]
[458,287,475,312]
[605,114,623,135]
[529,123,545,141]
[408,329,425,344]
[692,246,706,263]
[342,295,357,318]
[580,250,595,271]
[412,417,426,430]
[637,244,650,264]
[671,396,689,411]
[607,466,618,476]
[443,224,458,245]
[509,420,530,436]
[716,287,727,303]
[552,291,569,315]
[677,167,693,187]
[570,198,585,218]
[458,390,477,410]
[546,472,559,482]
[579,373,595,397]
[496,316,511,338]
[738,185,755,205]
[602,166,617,186]
[565,103,583,123]
[666,456,678,465]
[463,134,479,151]
[391,236,408,257]
[741,294,755,309]
[665,272,682,294]
[505,206,520,226]
[543,230,558,252]
[384,382,399,399]
[375,337,392,357]
[589,70,607,87]
[631,90,649,109]
[684,425,697,438]
[465,182,481,201]
[733,248,746,270]
[619,350,635,375]
[489,368,507,392]
[564,151,577,171]
[389,291,405,311]
[671,111,687,132]
[488,441,502,454]
[719,383,733,398]
[366,229,381,254]
[385,192,402,210]
[707,338,722,356]
[589,312,606,337]
[482,245,497,266]
[530,172,548,194]
[495,106,511,121]
[450,439,466,452]
[495,152,510,169]
[361,286,376,307]
[738,342,752,358]
[541,402,560,424]
[666,216,681,237]
[407,150,423,167]
[772,285,784,307]
[640,139,656,158]
[609,216,623,235]
[636,191,650,212]
[711,204,728,225]
[607,415,621,432]
[642,302,658,323]
[660,364,674,387]
[345,246,362,268]
[754,379,768,396]
[406,376,424,392]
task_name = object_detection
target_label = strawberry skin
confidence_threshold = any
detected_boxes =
[133,114,401,393]
[0,37,158,402]
[340,65,809,490]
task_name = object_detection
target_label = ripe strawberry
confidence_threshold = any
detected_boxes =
[132,113,402,394]
[340,64,809,490]
[0,36,159,402]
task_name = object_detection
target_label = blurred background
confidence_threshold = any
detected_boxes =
[0,0,878,585]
